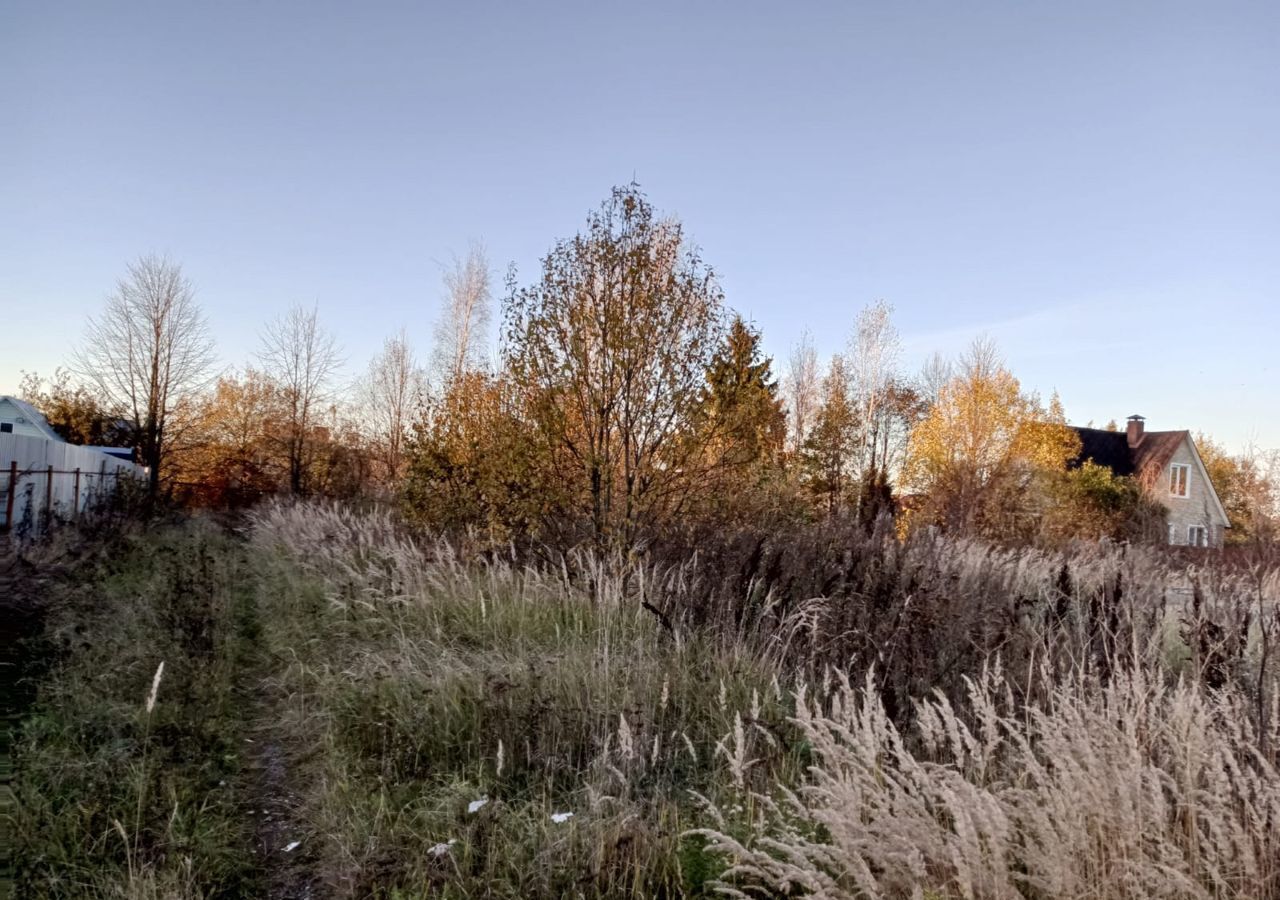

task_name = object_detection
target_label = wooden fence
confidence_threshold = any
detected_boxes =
[1,433,147,536]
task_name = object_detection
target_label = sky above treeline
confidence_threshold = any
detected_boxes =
[2,1,1277,451]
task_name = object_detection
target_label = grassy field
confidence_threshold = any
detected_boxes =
[9,503,1280,899]
[8,519,265,898]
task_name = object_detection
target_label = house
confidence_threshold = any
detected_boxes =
[0,396,64,440]
[1,395,146,534]
[1070,415,1229,547]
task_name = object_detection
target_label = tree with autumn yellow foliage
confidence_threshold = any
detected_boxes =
[904,338,1080,539]
[502,185,725,547]
[1195,434,1280,546]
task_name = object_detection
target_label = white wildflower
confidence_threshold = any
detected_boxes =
[429,839,457,857]
[467,796,489,814]
[550,811,573,824]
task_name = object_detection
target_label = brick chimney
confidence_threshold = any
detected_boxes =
[1126,414,1145,448]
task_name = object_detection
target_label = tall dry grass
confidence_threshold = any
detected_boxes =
[248,500,803,897]
[246,500,1279,899]
[696,664,1280,899]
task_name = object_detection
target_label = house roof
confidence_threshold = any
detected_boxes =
[1072,427,1135,476]
[1070,426,1192,484]
[0,395,64,442]
[1130,430,1190,481]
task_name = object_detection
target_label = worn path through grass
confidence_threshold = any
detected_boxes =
[9,517,325,899]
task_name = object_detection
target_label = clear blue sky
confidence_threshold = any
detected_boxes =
[3,1,1277,451]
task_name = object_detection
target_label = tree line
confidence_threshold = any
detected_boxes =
[19,184,1280,549]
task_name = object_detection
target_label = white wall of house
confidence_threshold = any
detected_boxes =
[1161,437,1229,547]
[0,433,147,533]
[0,397,61,439]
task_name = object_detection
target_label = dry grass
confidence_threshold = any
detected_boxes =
[13,502,1277,898]
[696,664,1280,899]
[247,500,805,897]
[248,500,1278,899]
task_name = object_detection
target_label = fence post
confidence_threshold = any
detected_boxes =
[74,467,82,522]
[45,464,54,533]
[3,461,15,535]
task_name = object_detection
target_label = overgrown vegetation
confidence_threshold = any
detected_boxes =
[9,501,1280,897]
[10,520,265,898]
[248,501,1278,898]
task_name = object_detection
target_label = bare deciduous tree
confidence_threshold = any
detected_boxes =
[358,328,425,486]
[784,329,819,454]
[434,243,492,386]
[75,254,216,496]
[258,304,343,495]
[918,351,954,407]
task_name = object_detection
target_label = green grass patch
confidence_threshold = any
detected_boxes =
[12,522,265,899]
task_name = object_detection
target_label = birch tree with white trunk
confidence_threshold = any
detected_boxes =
[433,243,492,386]
[358,328,425,485]
[784,329,820,454]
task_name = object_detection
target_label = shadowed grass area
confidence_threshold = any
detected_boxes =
[11,520,265,899]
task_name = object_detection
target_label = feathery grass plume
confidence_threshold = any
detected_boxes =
[145,660,165,714]
[617,714,635,761]
[695,665,1280,900]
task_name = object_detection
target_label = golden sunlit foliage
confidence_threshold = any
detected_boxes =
[904,339,1080,539]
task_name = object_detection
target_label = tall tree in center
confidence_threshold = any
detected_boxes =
[503,185,725,546]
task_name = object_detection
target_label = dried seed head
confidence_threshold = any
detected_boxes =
[145,661,165,714]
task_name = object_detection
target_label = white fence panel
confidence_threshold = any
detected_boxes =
[1,434,147,533]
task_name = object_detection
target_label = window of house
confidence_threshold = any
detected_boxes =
[1170,463,1190,497]
[1188,525,1208,547]
[0,422,12,433]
